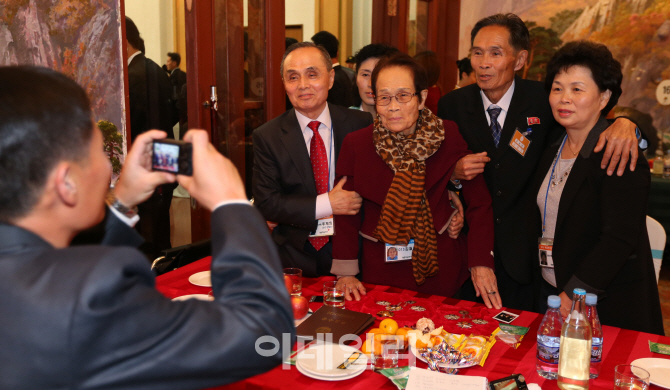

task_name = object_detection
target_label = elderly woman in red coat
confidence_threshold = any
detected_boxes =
[332,53,499,308]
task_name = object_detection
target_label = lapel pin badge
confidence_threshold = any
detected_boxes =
[527,117,540,125]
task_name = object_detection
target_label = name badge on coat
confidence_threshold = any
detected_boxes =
[309,216,334,237]
[385,239,414,262]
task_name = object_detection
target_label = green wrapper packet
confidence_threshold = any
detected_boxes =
[649,341,670,355]
[378,366,411,390]
[497,324,530,335]
[491,324,530,349]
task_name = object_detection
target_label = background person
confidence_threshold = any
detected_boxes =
[350,43,399,115]
[455,57,476,89]
[413,50,442,114]
[332,54,497,308]
[0,66,295,388]
[311,31,354,108]
[532,41,663,334]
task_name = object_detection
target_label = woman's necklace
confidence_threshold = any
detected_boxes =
[566,140,579,156]
[550,156,573,188]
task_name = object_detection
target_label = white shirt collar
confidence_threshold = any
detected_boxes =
[295,105,332,131]
[170,67,180,74]
[332,62,341,67]
[127,51,141,66]
[480,80,515,113]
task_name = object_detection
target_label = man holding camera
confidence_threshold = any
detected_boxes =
[0,66,294,389]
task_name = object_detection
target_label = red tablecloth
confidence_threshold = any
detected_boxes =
[156,258,670,390]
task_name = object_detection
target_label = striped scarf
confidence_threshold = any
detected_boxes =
[372,108,445,285]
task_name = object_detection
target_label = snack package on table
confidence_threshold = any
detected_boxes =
[492,324,530,349]
[378,366,411,390]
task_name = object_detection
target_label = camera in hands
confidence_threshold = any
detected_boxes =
[152,139,193,176]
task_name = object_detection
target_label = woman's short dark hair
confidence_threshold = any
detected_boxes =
[471,13,529,52]
[545,41,622,115]
[371,52,429,104]
[456,57,473,79]
[413,51,440,87]
[0,66,93,222]
[351,44,399,106]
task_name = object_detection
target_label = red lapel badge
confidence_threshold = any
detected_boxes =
[527,117,540,125]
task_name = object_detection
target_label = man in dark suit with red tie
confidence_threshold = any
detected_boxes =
[252,42,373,277]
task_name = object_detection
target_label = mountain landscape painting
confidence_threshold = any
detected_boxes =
[460,0,670,149]
[0,0,126,169]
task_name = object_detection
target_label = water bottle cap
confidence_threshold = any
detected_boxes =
[585,293,598,305]
[573,288,586,295]
[547,295,561,308]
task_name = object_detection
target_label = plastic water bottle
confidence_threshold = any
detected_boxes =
[558,288,592,390]
[664,151,670,179]
[585,293,602,379]
[653,147,664,176]
[537,295,563,379]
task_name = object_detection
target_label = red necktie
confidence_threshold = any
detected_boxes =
[308,120,329,251]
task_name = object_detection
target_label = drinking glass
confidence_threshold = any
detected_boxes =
[614,365,650,390]
[283,268,302,296]
[371,334,400,369]
[322,281,344,307]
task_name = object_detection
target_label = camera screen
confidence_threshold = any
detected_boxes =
[153,142,180,173]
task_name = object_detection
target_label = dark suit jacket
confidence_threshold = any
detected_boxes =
[0,205,295,389]
[128,53,177,142]
[252,104,373,275]
[531,117,664,335]
[169,68,187,99]
[328,65,354,108]
[331,124,494,297]
[437,76,562,285]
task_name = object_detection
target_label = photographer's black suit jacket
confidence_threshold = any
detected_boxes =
[438,76,562,287]
[0,204,294,389]
[252,104,372,276]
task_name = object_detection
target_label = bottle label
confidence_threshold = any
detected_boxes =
[537,341,560,364]
[591,343,602,363]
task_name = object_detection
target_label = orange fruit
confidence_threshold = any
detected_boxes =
[396,327,412,347]
[430,336,442,346]
[361,339,372,354]
[367,328,385,336]
[379,318,399,335]
[415,338,429,349]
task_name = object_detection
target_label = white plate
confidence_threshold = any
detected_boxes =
[172,294,213,301]
[631,358,670,389]
[188,271,211,287]
[296,343,368,378]
[410,345,477,369]
[296,360,366,381]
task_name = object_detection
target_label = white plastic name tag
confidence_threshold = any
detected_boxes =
[385,239,414,262]
[309,216,334,237]
[538,237,554,268]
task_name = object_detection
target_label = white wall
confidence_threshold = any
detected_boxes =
[285,0,316,42]
[351,0,373,55]
[125,0,174,66]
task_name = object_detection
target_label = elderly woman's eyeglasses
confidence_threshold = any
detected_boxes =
[375,92,417,106]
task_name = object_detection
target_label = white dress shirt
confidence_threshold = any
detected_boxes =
[127,51,141,66]
[480,81,515,129]
[295,106,335,219]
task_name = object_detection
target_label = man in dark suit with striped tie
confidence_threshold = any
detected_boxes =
[252,42,373,277]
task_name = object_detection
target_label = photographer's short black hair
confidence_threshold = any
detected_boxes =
[167,52,181,66]
[456,57,473,79]
[372,52,429,104]
[471,13,529,52]
[0,66,93,222]
[285,37,298,50]
[311,31,339,59]
[545,40,622,115]
[125,17,145,54]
